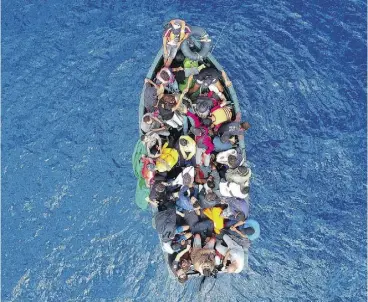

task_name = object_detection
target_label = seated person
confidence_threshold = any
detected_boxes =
[217,120,250,144]
[155,142,179,173]
[188,68,232,102]
[172,167,195,187]
[198,190,220,209]
[148,180,178,209]
[191,234,216,277]
[163,225,193,254]
[216,148,244,168]
[141,132,162,158]
[176,136,197,166]
[215,234,245,273]
[221,197,249,230]
[155,67,180,94]
[176,183,200,213]
[191,127,214,166]
[140,113,169,136]
[140,155,155,187]
[158,93,187,129]
[219,180,249,199]
[143,78,160,112]
[163,19,191,67]
[171,244,192,283]
[225,166,252,187]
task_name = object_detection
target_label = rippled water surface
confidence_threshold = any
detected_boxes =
[2,1,366,301]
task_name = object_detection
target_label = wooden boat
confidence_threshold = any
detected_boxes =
[132,46,250,281]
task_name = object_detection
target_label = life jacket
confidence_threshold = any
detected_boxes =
[155,142,179,172]
[211,106,232,125]
[203,207,224,234]
[168,19,186,42]
[141,157,155,185]
[178,135,196,160]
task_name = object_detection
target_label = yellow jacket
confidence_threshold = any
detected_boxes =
[203,207,224,234]
[155,142,179,172]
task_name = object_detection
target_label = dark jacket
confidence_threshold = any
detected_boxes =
[155,208,177,243]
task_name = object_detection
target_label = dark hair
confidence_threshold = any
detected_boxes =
[203,268,212,277]
[177,274,188,283]
[179,138,188,146]
[140,134,146,141]
[202,118,212,127]
[240,122,251,130]
[155,183,165,193]
[238,166,248,175]
[228,155,238,168]
[207,179,215,189]
[162,94,176,104]
[183,173,192,186]
[143,115,151,123]
[241,186,249,195]
[236,212,246,222]
[206,192,217,201]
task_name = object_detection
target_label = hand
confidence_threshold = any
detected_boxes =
[182,106,188,114]
[186,244,191,250]
[144,78,150,84]
[182,88,189,94]
[230,226,236,231]
[225,80,232,87]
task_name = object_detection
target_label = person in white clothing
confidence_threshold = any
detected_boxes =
[215,234,245,273]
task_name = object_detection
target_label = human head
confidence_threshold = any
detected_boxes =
[180,258,190,271]
[155,182,165,193]
[143,115,152,124]
[202,118,212,127]
[196,102,210,118]
[235,211,246,222]
[140,134,146,141]
[203,268,212,277]
[238,166,249,176]
[176,269,188,283]
[171,19,182,29]
[206,192,217,202]
[191,127,202,137]
[228,155,238,168]
[241,186,249,195]
[207,177,215,189]
[183,173,193,186]
[162,94,176,104]
[240,122,251,130]
[179,138,188,147]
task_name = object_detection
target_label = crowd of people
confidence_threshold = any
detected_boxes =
[138,19,260,283]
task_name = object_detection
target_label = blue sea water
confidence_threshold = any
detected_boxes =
[2,0,366,301]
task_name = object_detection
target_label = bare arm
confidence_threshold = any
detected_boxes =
[230,220,245,230]
[223,249,231,267]
[145,78,159,89]
[221,70,232,87]
[172,91,186,111]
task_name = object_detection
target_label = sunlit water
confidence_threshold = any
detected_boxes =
[2,1,366,301]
